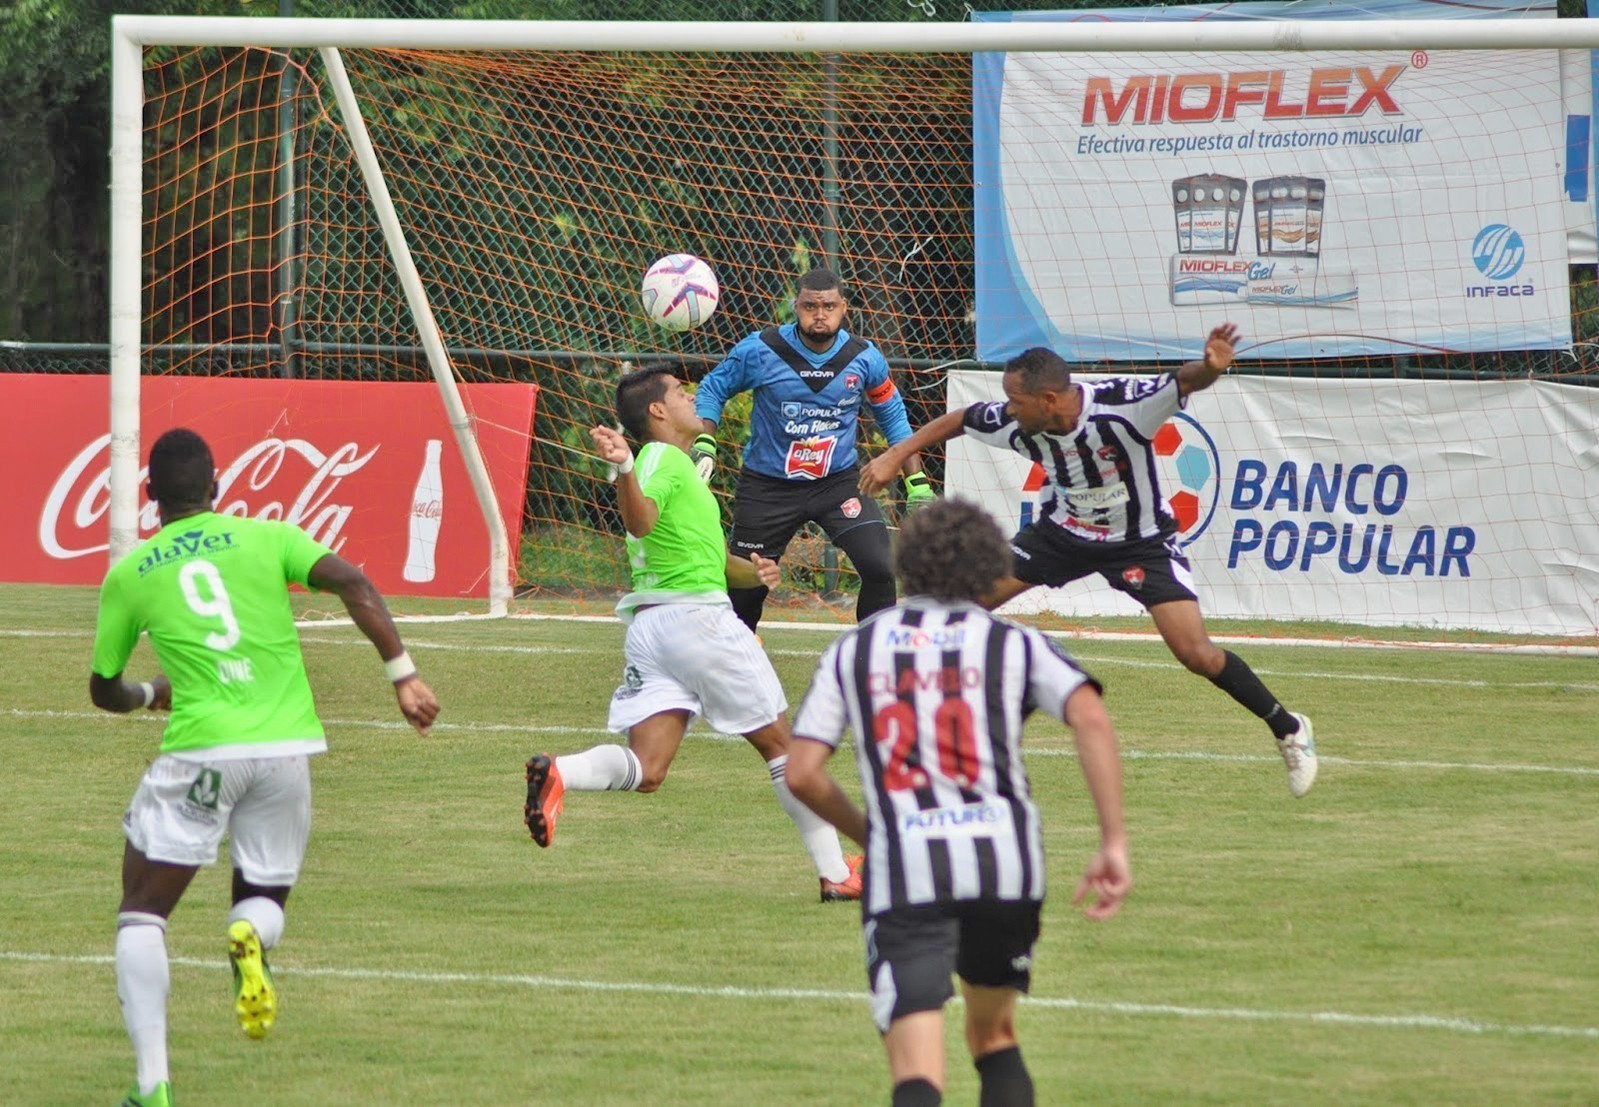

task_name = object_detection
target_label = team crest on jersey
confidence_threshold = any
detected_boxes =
[1122,566,1146,589]
[844,373,861,392]
[784,437,836,480]
[840,497,862,519]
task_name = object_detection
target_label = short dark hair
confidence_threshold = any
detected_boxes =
[1005,346,1073,394]
[147,428,216,508]
[796,267,846,299]
[615,366,678,442]
[894,499,1013,604]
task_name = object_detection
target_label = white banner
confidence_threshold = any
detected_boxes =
[946,370,1599,636]
[974,13,1575,360]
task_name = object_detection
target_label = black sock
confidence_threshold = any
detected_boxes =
[892,1077,942,1107]
[856,575,897,622]
[975,1046,1033,1107]
[1209,650,1297,739]
[729,585,767,634]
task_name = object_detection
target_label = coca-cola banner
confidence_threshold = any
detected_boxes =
[3,374,538,597]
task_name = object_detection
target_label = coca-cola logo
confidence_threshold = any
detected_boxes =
[40,434,379,560]
[412,499,443,520]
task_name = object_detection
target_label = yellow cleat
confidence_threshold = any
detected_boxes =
[227,919,277,1040]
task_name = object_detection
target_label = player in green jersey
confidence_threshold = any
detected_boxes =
[91,428,440,1107]
[523,367,863,902]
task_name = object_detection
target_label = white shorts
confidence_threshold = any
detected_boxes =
[607,603,787,736]
[122,753,313,886]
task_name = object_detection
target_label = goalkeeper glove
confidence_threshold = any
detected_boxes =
[903,472,936,509]
[691,433,718,482]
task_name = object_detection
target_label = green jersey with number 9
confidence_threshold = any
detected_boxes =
[92,512,334,757]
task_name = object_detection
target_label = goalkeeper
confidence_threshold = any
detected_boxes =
[693,267,932,633]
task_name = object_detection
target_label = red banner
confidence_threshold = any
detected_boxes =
[1,375,537,597]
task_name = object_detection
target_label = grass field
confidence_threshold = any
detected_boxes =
[3,582,1597,1106]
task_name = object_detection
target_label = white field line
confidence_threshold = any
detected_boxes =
[5,614,1596,656]
[7,627,1598,690]
[9,708,1598,778]
[504,611,1599,657]
[1,950,1593,1041]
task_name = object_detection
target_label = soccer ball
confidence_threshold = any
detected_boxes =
[639,254,720,332]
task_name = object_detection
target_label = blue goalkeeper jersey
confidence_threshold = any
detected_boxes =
[694,324,914,481]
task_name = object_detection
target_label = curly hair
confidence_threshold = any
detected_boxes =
[147,427,215,508]
[894,499,1013,603]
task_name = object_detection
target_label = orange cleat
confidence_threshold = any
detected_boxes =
[820,853,864,903]
[524,754,565,848]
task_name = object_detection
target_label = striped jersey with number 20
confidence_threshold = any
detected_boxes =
[793,599,1101,915]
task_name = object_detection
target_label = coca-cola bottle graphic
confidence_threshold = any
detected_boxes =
[403,440,444,582]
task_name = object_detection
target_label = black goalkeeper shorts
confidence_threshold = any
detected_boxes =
[728,466,886,561]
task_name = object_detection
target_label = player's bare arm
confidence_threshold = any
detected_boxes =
[859,408,967,495]
[591,425,660,537]
[308,553,440,735]
[89,672,172,713]
[725,551,781,590]
[785,736,869,847]
[1063,684,1131,921]
[1174,322,1240,398]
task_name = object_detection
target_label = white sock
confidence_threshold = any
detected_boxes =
[116,912,170,1096]
[767,755,850,882]
[228,896,286,950]
[556,746,643,792]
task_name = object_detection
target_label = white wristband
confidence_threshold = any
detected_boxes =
[138,682,155,709]
[609,452,635,481]
[384,651,418,684]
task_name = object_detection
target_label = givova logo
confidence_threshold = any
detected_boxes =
[1471,224,1525,280]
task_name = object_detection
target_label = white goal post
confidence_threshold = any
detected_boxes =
[108,14,1599,632]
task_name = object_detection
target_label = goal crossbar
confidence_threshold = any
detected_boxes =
[112,15,1599,53]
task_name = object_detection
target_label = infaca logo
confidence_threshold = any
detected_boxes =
[1471,224,1525,281]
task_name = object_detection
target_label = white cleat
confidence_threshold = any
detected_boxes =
[1277,712,1318,798]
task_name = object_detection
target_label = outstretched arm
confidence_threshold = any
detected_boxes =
[308,554,440,735]
[859,408,967,495]
[1175,323,1240,398]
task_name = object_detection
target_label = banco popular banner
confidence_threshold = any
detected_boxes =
[973,3,1574,360]
[1,375,537,598]
[945,370,1599,636]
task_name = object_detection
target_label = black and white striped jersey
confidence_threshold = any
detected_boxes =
[962,373,1184,543]
[793,599,1101,914]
